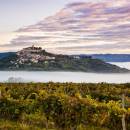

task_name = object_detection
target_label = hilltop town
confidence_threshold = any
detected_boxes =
[16,45,56,64]
[0,46,129,73]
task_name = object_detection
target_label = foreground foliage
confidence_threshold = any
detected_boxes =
[0,82,130,130]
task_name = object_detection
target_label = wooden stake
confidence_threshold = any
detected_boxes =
[122,94,126,130]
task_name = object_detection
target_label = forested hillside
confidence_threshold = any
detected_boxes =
[0,83,130,130]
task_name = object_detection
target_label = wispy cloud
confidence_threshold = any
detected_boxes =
[2,0,130,54]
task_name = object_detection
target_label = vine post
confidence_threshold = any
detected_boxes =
[122,94,126,130]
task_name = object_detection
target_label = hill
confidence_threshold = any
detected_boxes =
[0,46,129,73]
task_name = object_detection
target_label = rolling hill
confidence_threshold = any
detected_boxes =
[0,46,129,73]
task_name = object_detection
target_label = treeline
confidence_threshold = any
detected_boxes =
[0,83,130,130]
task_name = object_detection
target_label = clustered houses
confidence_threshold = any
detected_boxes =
[16,45,55,64]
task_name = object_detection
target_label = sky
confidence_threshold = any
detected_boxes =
[0,0,130,54]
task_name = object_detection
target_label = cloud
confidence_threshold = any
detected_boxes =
[2,0,130,54]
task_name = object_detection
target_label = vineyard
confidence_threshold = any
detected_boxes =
[0,82,130,130]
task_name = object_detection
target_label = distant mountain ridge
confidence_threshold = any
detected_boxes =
[0,52,15,59]
[0,47,129,73]
[91,54,130,62]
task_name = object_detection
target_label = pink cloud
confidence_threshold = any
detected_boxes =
[5,0,130,54]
